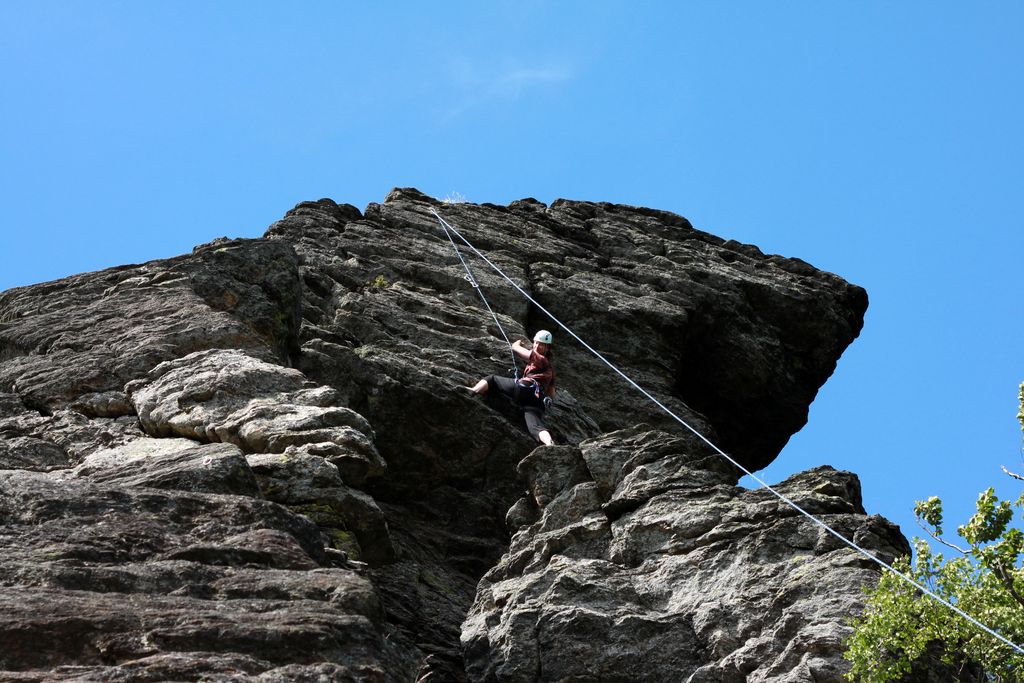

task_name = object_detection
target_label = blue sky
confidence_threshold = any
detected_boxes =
[2,2,1022,551]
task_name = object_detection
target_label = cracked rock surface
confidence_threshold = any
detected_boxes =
[462,427,909,682]
[127,348,386,486]
[0,188,911,681]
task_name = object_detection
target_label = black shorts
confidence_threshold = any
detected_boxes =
[485,375,547,441]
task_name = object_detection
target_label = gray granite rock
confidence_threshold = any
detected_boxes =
[248,451,396,565]
[68,437,261,496]
[0,189,903,681]
[263,190,869,679]
[462,428,909,682]
[0,470,407,680]
[0,391,145,467]
[0,435,71,472]
[127,348,386,486]
[285,188,864,472]
[0,237,302,413]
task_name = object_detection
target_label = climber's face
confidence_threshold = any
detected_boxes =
[534,341,550,356]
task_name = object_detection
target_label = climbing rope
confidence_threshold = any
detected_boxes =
[433,208,519,379]
[431,208,1024,657]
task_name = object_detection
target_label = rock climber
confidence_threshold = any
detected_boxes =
[464,330,556,446]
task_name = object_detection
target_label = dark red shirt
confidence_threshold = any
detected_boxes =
[523,349,555,397]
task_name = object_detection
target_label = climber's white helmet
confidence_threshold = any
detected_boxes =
[533,330,553,345]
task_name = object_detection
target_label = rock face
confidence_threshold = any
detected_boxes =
[0,188,906,681]
[0,469,401,681]
[463,428,908,682]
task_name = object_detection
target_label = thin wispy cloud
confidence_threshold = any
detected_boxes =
[487,66,573,97]
[438,58,575,122]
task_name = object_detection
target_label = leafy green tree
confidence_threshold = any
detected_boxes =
[845,384,1024,682]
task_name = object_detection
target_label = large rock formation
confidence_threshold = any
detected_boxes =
[0,188,907,681]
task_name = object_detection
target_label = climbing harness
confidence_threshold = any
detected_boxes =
[515,377,547,405]
[430,208,1024,657]
[434,208,519,380]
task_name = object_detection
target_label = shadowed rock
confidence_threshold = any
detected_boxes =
[0,189,898,681]
[248,451,397,565]
[0,391,144,467]
[0,238,302,413]
[287,188,864,472]
[0,470,407,680]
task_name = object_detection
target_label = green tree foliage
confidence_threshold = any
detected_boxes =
[845,384,1024,681]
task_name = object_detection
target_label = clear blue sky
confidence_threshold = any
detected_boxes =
[2,2,1022,548]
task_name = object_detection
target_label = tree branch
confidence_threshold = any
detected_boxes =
[991,563,1024,610]
[1001,465,1024,482]
[916,520,969,555]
